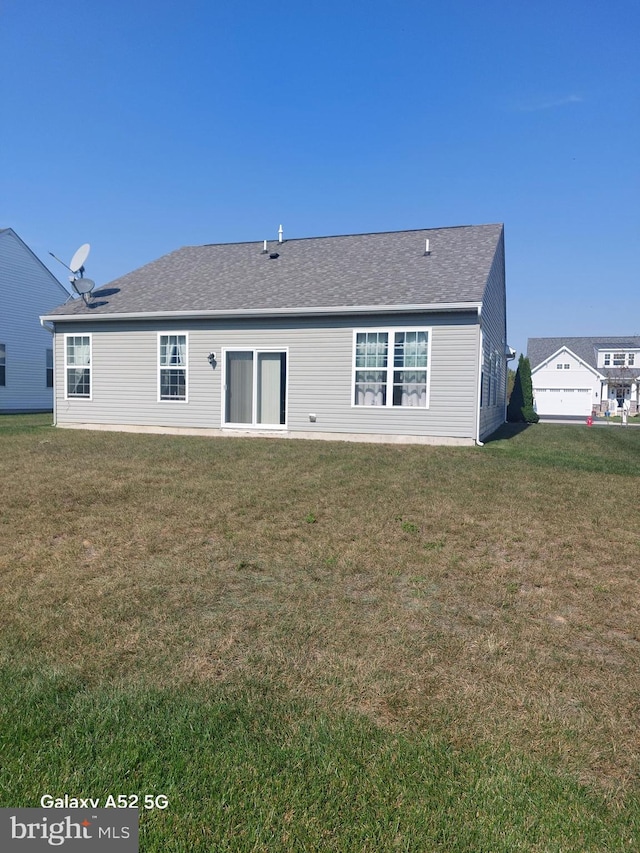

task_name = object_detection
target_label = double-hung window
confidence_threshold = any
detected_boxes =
[46,349,53,388]
[65,335,91,398]
[491,353,499,406]
[353,329,430,407]
[159,334,187,401]
[603,351,637,367]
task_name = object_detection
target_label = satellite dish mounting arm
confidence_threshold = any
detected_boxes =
[50,243,95,303]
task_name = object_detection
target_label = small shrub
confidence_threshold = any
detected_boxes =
[521,405,539,424]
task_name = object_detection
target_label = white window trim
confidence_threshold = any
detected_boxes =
[157,332,189,403]
[46,348,54,388]
[602,351,638,368]
[490,350,499,407]
[221,347,288,429]
[351,327,432,409]
[482,349,500,408]
[64,333,92,401]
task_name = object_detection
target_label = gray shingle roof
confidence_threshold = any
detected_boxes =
[528,336,640,370]
[43,224,503,318]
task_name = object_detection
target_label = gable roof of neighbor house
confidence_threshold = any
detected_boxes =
[0,228,70,300]
[42,223,504,321]
[528,337,640,372]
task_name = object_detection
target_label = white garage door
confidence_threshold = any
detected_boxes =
[534,388,592,416]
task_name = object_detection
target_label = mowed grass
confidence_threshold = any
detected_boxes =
[1,414,639,850]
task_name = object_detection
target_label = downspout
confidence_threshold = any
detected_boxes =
[40,318,56,426]
[475,309,484,446]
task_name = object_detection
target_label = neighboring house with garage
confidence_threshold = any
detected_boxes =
[40,223,512,446]
[528,336,640,417]
[0,228,69,412]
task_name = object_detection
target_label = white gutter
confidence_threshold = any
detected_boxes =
[475,326,484,446]
[40,301,483,323]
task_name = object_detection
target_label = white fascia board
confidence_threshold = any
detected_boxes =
[40,301,483,323]
[532,345,604,379]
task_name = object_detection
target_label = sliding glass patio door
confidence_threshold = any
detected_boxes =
[224,350,287,427]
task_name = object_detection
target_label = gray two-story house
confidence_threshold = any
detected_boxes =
[528,336,640,416]
[1,228,69,412]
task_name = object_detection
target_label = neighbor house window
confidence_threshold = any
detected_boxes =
[0,344,5,386]
[629,354,635,366]
[159,334,187,401]
[65,335,91,398]
[556,363,563,370]
[564,363,570,370]
[613,353,626,366]
[353,329,430,407]
[46,349,53,388]
[604,353,611,366]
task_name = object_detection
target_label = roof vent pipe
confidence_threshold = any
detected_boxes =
[278,224,283,243]
[424,239,431,255]
[262,240,268,253]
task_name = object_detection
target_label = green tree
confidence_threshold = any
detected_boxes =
[507,355,539,423]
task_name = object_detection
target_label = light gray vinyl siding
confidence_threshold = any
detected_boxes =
[54,312,481,440]
[478,232,508,440]
[0,230,69,412]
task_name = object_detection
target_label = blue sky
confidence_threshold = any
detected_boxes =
[1,0,638,357]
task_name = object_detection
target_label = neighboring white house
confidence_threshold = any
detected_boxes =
[528,337,640,417]
[41,224,513,445]
[0,229,70,412]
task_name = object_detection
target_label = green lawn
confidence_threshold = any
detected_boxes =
[1,415,638,850]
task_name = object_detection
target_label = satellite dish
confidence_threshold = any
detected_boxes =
[70,243,90,274]
[50,241,96,302]
[71,277,95,296]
